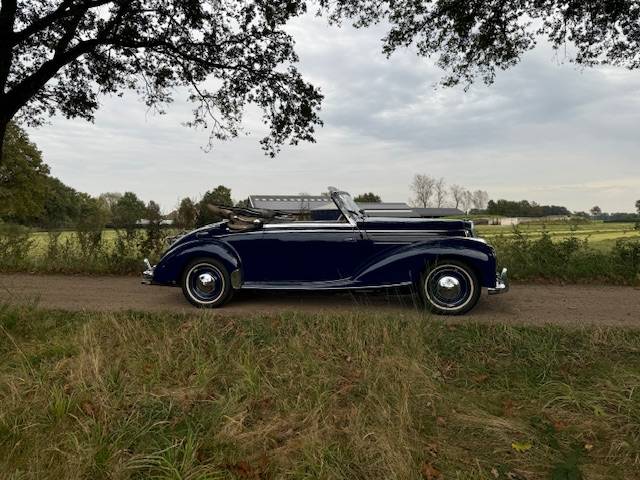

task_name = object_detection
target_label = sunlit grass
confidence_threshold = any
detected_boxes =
[1,305,639,479]
[476,222,640,246]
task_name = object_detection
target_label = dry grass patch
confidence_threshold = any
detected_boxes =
[1,306,639,479]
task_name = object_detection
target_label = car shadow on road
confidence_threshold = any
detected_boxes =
[227,287,502,318]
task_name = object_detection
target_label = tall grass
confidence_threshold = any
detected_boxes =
[1,224,639,284]
[1,306,639,479]
[492,229,640,284]
[0,223,168,275]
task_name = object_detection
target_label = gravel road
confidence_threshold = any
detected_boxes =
[1,273,639,327]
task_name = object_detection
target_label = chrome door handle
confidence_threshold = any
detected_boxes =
[344,237,357,242]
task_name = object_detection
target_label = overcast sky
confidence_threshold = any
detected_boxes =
[27,12,640,213]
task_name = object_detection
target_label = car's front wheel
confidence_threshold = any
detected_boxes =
[420,260,481,315]
[181,258,233,308]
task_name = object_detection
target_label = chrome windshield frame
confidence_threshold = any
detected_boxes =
[330,191,363,226]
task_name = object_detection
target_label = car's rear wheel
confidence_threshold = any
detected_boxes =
[420,260,481,315]
[181,258,233,308]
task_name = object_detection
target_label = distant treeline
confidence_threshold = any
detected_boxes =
[600,213,640,223]
[486,200,571,217]
[0,122,243,231]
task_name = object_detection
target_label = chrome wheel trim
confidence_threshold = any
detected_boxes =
[437,275,461,301]
[197,273,216,293]
[185,263,226,305]
[424,265,475,312]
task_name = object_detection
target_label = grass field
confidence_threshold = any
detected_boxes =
[476,222,640,250]
[1,306,640,479]
[28,229,139,254]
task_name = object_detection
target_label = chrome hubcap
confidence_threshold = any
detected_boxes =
[425,265,474,311]
[437,275,461,300]
[197,273,216,293]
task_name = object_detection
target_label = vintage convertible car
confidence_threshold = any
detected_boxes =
[143,190,508,315]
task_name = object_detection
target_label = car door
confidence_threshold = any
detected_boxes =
[256,223,366,283]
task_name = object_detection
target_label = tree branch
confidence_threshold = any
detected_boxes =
[12,0,115,45]
[0,0,17,94]
[54,8,85,57]
[3,39,100,116]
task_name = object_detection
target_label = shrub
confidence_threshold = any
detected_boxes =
[612,238,640,276]
[491,227,639,284]
[0,223,33,269]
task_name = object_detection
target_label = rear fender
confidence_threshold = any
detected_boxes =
[354,237,497,287]
[152,239,241,286]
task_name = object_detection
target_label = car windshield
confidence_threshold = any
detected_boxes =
[333,191,363,221]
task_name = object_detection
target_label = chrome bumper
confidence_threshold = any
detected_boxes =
[141,258,155,285]
[488,268,509,295]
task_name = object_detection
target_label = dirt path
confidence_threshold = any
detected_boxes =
[1,273,639,327]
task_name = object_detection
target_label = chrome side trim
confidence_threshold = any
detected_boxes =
[263,223,353,229]
[230,228,466,235]
[365,230,462,234]
[240,281,413,291]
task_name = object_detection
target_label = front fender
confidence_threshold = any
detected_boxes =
[354,237,497,287]
[152,239,241,286]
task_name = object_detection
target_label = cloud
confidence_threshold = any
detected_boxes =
[26,11,640,213]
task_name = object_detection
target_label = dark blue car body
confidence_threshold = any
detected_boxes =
[144,191,508,313]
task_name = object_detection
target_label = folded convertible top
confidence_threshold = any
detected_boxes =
[206,204,293,231]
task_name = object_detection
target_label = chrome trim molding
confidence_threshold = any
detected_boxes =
[264,223,353,229]
[488,268,509,295]
[365,230,463,234]
[240,281,412,291]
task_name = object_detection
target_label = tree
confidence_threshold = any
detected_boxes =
[322,1,640,88]
[98,192,122,210]
[410,174,436,208]
[4,2,638,164]
[635,200,640,231]
[75,194,108,253]
[235,198,251,208]
[472,190,490,211]
[175,197,197,230]
[449,185,465,209]
[141,200,164,256]
[434,178,447,208]
[487,199,571,217]
[40,176,84,228]
[196,185,233,227]
[0,122,49,223]
[112,191,146,233]
[461,190,474,214]
[354,192,381,203]
[0,1,323,163]
[590,206,602,217]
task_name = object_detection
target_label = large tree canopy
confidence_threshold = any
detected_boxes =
[0,122,49,222]
[0,0,323,163]
[321,0,640,87]
[1,1,638,167]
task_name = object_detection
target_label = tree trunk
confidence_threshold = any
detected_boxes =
[0,114,9,168]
